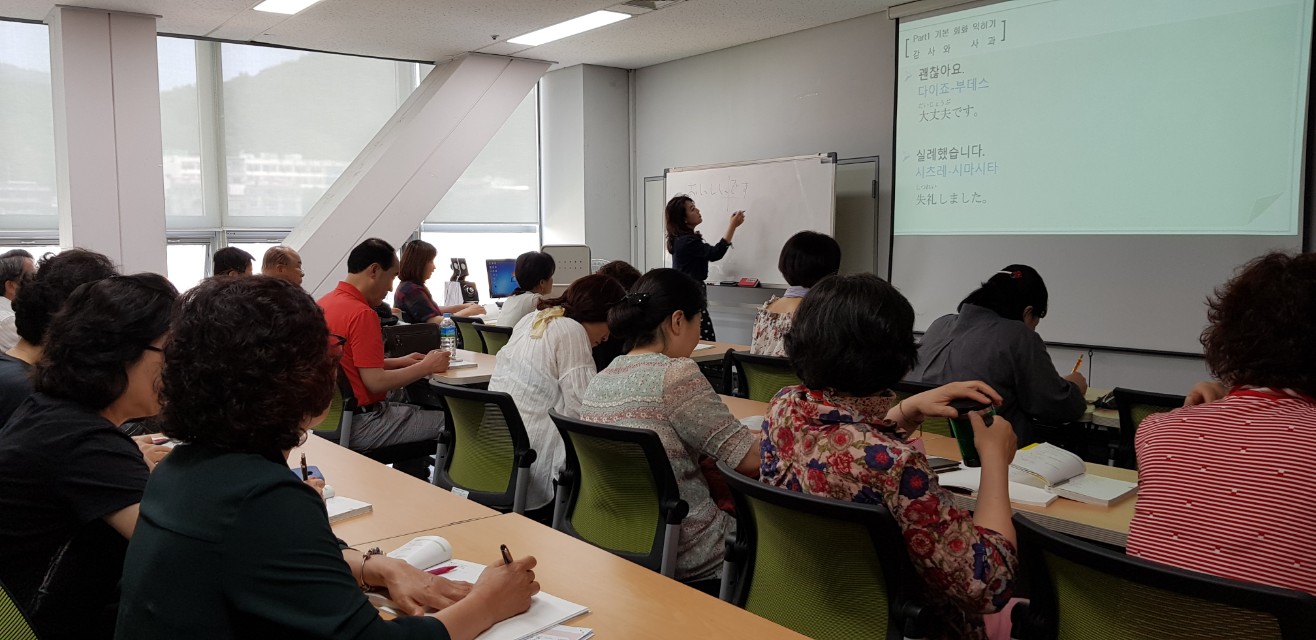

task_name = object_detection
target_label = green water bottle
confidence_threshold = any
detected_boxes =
[947,401,995,468]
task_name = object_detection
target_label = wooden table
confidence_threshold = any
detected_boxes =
[717,395,1137,547]
[691,341,750,363]
[371,515,809,639]
[292,436,499,546]
[427,349,497,386]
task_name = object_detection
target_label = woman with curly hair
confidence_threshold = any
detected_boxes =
[760,273,1017,640]
[117,276,540,639]
[0,274,177,639]
[1127,252,1316,595]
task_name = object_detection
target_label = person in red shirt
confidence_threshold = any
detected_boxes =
[1127,251,1316,595]
[319,238,450,467]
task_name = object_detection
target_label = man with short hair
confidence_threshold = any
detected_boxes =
[213,247,254,276]
[261,245,304,287]
[0,249,37,352]
[318,239,449,466]
[0,249,118,425]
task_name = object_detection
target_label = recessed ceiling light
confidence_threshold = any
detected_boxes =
[252,0,326,15]
[507,10,630,47]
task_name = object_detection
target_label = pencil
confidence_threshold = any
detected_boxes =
[1072,354,1084,374]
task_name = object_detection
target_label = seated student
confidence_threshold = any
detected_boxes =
[318,239,450,463]
[0,249,118,426]
[1127,252,1316,595]
[0,274,177,639]
[498,250,555,329]
[117,276,539,640]
[750,231,841,357]
[0,249,35,351]
[260,245,304,287]
[488,274,625,516]
[908,265,1086,444]
[591,260,642,371]
[394,239,485,324]
[579,268,759,588]
[212,246,254,276]
[761,273,1017,640]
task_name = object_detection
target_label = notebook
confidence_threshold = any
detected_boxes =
[739,415,765,430]
[325,496,373,523]
[936,466,1058,507]
[529,627,593,640]
[693,343,716,351]
[1009,443,1137,506]
[447,358,479,369]
[418,560,589,640]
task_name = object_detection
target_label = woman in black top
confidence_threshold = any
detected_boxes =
[118,276,539,640]
[665,195,746,340]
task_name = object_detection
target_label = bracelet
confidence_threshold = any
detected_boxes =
[894,400,923,428]
[358,547,382,591]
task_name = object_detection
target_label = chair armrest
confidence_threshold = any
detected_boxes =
[1010,600,1037,640]
[661,498,690,525]
[515,447,538,469]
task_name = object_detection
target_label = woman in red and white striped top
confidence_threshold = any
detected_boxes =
[1126,252,1316,595]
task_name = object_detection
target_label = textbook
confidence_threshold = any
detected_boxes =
[935,466,1058,507]
[325,496,373,523]
[1009,443,1137,506]
[419,560,589,640]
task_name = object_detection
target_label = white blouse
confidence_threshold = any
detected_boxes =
[497,292,541,332]
[488,309,596,509]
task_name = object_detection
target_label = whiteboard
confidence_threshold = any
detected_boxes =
[663,154,836,285]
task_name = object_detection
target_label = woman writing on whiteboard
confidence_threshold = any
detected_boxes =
[665,195,746,340]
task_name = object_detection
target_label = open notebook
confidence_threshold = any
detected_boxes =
[936,466,1058,507]
[1010,443,1136,506]
[325,496,372,523]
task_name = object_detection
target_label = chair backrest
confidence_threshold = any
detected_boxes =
[0,578,36,640]
[717,460,920,640]
[451,316,486,353]
[311,365,358,445]
[726,351,802,403]
[474,323,513,356]
[1111,387,1185,469]
[891,380,953,438]
[549,410,688,574]
[1014,514,1316,640]
[429,382,535,511]
[382,323,440,358]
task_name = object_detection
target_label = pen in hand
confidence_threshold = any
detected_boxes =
[301,453,310,481]
[500,544,514,566]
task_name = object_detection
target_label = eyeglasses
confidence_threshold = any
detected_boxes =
[143,345,163,353]
[328,334,346,357]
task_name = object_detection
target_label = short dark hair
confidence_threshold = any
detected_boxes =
[607,268,704,351]
[513,251,556,294]
[398,239,437,285]
[960,264,1048,321]
[664,195,697,252]
[596,260,642,290]
[34,274,177,411]
[0,249,33,260]
[13,249,118,345]
[161,276,336,453]
[213,247,254,277]
[0,255,30,287]
[538,274,626,324]
[1202,252,1316,397]
[347,238,396,273]
[778,231,841,288]
[785,274,917,396]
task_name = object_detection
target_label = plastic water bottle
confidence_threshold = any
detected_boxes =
[439,314,458,357]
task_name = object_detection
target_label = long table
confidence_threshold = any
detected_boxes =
[692,340,750,363]
[371,515,809,639]
[718,396,1137,547]
[427,349,497,386]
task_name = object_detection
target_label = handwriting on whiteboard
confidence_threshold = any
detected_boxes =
[684,180,750,199]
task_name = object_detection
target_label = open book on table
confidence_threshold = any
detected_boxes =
[935,466,1058,507]
[1010,443,1137,506]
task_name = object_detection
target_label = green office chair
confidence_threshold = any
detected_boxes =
[1013,514,1316,639]
[723,351,802,403]
[430,382,536,513]
[0,578,37,640]
[1110,388,1184,470]
[891,380,954,439]
[474,323,513,356]
[716,460,928,639]
[548,411,689,578]
[311,366,439,466]
[452,316,485,353]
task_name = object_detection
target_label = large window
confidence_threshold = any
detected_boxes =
[158,37,205,221]
[420,226,541,304]
[0,21,58,229]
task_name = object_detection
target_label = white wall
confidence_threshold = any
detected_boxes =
[541,65,585,246]
[632,12,1211,395]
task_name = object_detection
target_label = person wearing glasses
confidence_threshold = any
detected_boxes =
[0,274,177,638]
[117,276,539,639]
[907,265,1086,444]
[261,245,305,288]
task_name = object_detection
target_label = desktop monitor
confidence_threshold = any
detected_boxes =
[486,258,518,299]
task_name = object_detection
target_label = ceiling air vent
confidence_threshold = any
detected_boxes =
[617,0,685,12]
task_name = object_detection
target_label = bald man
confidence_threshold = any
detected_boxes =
[261,246,303,288]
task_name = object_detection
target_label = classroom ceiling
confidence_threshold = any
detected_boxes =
[0,0,894,69]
